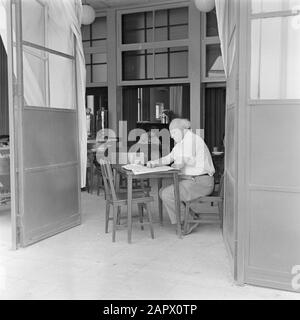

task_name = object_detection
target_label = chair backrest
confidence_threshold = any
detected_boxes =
[99,159,117,201]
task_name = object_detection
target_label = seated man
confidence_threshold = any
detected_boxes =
[147,118,215,225]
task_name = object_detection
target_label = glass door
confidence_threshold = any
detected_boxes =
[9,0,81,247]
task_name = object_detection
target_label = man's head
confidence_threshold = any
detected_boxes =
[169,118,191,143]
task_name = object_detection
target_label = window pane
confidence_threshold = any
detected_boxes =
[155,49,168,79]
[122,50,153,80]
[22,0,45,48]
[85,54,91,65]
[49,54,75,109]
[122,12,153,44]
[92,17,107,39]
[252,0,300,13]
[154,7,188,41]
[169,7,188,25]
[23,47,47,107]
[81,25,90,41]
[251,17,300,99]
[155,27,168,41]
[83,40,90,49]
[92,39,107,48]
[22,0,74,55]
[93,64,107,83]
[170,47,188,78]
[169,25,189,40]
[206,44,225,78]
[155,9,167,27]
[206,9,219,37]
[92,53,107,64]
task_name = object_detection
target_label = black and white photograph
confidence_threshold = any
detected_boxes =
[0,0,300,301]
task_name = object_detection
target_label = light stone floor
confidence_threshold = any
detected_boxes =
[0,191,299,300]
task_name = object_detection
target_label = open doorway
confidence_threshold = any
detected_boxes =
[0,35,11,249]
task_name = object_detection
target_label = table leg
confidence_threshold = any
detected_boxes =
[90,160,95,194]
[173,173,182,238]
[127,175,133,244]
[158,178,163,225]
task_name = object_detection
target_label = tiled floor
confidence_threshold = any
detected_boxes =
[0,191,299,300]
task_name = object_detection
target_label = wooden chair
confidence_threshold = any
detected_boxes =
[182,175,224,235]
[99,159,154,242]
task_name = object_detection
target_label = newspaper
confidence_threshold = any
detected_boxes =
[122,164,176,175]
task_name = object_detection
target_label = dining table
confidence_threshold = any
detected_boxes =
[112,164,182,243]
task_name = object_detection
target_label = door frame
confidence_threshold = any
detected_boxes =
[6,0,17,250]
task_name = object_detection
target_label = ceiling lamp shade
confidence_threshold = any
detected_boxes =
[81,4,96,25]
[194,0,215,12]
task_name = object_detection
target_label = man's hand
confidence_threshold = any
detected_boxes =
[147,160,158,168]
[171,163,184,170]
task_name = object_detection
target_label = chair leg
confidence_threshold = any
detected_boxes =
[183,202,190,235]
[97,173,101,196]
[117,206,121,226]
[138,203,144,230]
[112,205,118,242]
[144,203,154,239]
[86,168,90,193]
[218,202,223,229]
[105,201,110,233]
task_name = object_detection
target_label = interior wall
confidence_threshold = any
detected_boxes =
[0,35,9,136]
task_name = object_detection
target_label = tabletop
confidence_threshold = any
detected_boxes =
[112,164,179,179]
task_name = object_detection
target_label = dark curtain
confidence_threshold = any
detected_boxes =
[204,87,226,152]
[0,36,9,136]
[182,85,190,120]
[122,87,138,136]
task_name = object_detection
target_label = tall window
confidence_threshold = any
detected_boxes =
[119,6,189,84]
[202,8,225,82]
[81,16,107,86]
[250,0,300,99]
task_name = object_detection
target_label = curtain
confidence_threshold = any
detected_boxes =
[0,35,9,135]
[205,87,226,152]
[169,86,183,118]
[215,0,228,78]
[0,0,87,187]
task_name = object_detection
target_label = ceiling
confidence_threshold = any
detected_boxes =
[86,0,179,9]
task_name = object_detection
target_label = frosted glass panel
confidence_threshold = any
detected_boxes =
[252,0,300,13]
[22,0,45,47]
[23,47,46,107]
[49,54,75,109]
[251,17,300,99]
[206,44,225,78]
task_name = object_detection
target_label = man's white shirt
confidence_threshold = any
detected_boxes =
[161,130,215,176]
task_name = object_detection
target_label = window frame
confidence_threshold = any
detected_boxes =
[201,10,226,83]
[22,0,76,110]
[117,2,191,86]
[247,3,300,104]
[81,12,108,87]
